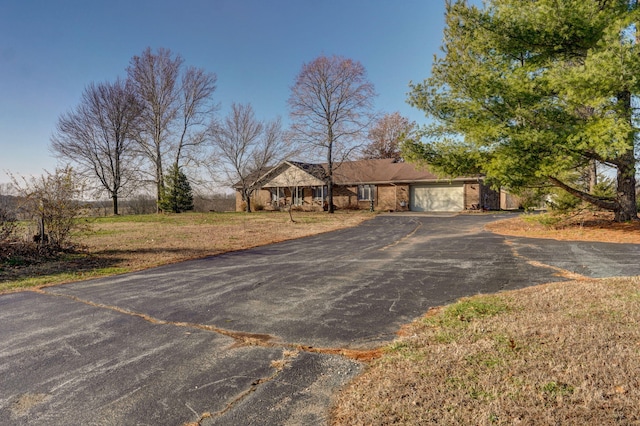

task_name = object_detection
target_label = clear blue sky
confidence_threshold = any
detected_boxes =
[0,0,449,181]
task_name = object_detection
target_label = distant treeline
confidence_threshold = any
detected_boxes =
[0,193,235,220]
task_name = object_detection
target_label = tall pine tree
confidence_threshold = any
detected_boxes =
[405,0,639,221]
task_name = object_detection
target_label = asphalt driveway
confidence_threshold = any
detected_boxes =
[1,213,639,425]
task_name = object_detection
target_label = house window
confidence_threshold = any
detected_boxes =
[313,186,327,201]
[293,187,304,205]
[358,184,375,201]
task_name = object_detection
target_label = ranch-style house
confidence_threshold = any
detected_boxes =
[235,158,519,212]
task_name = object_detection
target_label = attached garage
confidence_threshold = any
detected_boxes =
[410,184,464,212]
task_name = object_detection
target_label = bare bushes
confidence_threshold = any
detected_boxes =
[0,193,26,264]
[0,206,17,243]
[1,168,89,267]
[15,167,88,249]
[0,206,54,266]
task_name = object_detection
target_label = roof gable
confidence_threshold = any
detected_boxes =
[261,161,325,187]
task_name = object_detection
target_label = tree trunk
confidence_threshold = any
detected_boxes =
[245,190,252,213]
[155,147,164,213]
[327,134,334,214]
[327,179,334,213]
[614,150,638,222]
[613,91,638,222]
[588,159,597,194]
[38,216,46,247]
[288,204,295,222]
[112,193,119,215]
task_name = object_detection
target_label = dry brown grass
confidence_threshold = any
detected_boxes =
[0,211,372,292]
[332,212,640,425]
[82,211,370,267]
[332,278,640,425]
[486,211,640,244]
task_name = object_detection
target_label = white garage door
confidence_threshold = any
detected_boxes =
[410,184,464,212]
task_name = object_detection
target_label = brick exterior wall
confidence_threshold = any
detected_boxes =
[235,191,244,211]
[463,182,500,210]
[464,183,481,210]
[376,184,410,212]
[235,189,273,211]
[321,184,411,212]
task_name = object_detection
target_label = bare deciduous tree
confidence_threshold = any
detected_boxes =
[288,55,376,213]
[175,66,218,167]
[361,112,414,161]
[50,78,141,215]
[127,47,182,211]
[210,103,289,213]
[127,47,217,212]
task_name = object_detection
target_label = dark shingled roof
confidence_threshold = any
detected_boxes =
[235,158,478,189]
[332,158,443,184]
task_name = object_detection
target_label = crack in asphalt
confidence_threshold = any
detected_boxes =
[379,219,422,251]
[185,353,296,426]
[32,288,277,347]
[32,288,385,360]
[503,239,590,281]
[192,374,273,425]
[30,288,379,425]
